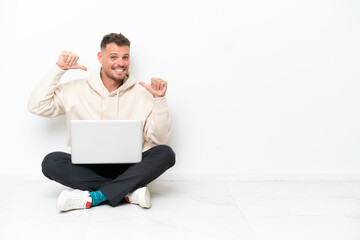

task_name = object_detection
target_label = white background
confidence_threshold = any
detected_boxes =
[0,0,359,180]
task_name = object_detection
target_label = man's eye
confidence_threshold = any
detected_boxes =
[123,56,129,60]
[111,56,117,60]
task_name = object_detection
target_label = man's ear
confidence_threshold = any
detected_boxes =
[97,52,102,64]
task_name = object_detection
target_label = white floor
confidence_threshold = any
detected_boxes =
[1,180,359,240]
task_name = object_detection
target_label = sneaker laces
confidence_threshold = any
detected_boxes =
[67,190,91,208]
[71,190,90,199]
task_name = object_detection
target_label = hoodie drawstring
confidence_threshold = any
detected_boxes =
[100,88,123,120]
[116,91,120,120]
[100,88,104,120]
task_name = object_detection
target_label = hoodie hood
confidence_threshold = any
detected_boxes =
[86,66,137,119]
[87,66,137,97]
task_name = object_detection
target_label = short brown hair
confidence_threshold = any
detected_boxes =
[100,33,130,49]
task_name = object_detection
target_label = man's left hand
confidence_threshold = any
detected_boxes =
[139,78,167,98]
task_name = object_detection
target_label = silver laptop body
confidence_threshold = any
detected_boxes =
[71,120,143,164]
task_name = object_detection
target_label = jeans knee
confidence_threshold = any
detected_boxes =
[42,152,67,179]
[158,145,176,168]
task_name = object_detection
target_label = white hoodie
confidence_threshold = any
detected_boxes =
[28,65,171,152]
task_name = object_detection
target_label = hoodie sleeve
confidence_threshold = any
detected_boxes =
[143,96,171,145]
[27,65,67,117]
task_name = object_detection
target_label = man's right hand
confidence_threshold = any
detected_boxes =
[56,51,87,71]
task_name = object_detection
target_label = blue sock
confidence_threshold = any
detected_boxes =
[89,190,108,206]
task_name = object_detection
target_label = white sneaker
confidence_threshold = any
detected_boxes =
[125,186,151,208]
[56,189,92,212]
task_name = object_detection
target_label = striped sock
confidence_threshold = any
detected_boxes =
[89,190,108,206]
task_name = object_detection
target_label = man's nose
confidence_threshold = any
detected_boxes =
[116,59,124,66]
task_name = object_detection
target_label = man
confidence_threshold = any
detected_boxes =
[28,33,175,212]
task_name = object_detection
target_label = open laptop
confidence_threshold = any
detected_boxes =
[70,120,143,164]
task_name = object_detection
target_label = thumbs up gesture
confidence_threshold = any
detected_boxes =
[56,50,87,71]
[139,78,167,98]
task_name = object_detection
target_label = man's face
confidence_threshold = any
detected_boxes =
[98,42,130,82]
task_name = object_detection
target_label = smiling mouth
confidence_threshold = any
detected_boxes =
[113,67,125,73]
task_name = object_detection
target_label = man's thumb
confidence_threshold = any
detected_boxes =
[139,82,152,91]
[76,64,87,71]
